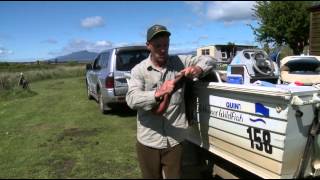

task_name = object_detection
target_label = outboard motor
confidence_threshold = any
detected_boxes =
[226,49,280,84]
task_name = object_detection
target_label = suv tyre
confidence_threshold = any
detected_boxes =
[98,90,108,114]
[86,81,94,100]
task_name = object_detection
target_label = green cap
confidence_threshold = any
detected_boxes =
[147,24,171,42]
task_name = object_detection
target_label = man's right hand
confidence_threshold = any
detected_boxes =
[154,80,175,99]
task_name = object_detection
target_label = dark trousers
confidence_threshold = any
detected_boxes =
[136,141,183,179]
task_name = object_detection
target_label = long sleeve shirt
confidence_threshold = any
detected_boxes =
[126,54,216,149]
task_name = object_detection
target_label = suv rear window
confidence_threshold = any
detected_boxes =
[116,50,149,71]
[286,57,320,74]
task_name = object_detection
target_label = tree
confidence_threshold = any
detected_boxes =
[262,42,271,54]
[226,42,236,55]
[251,1,314,55]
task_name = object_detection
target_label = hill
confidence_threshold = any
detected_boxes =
[50,49,196,63]
[171,51,197,56]
[49,50,98,63]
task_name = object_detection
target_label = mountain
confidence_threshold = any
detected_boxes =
[171,50,197,56]
[177,51,197,56]
[48,49,196,64]
[49,50,98,63]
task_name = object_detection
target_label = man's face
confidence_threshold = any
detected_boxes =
[147,35,169,64]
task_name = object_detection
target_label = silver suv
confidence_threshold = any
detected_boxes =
[86,46,149,114]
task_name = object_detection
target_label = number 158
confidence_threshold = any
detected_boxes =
[246,127,273,154]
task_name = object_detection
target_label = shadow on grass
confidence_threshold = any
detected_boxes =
[104,104,137,117]
[0,88,38,101]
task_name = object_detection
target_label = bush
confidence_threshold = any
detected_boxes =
[216,64,228,71]
[0,62,10,67]
[0,72,18,90]
[67,61,78,66]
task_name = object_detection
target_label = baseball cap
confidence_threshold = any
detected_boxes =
[147,24,171,42]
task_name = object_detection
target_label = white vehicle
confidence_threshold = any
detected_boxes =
[280,56,320,86]
[184,50,320,178]
[86,46,149,114]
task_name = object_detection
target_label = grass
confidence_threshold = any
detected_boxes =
[0,64,86,90]
[0,61,81,72]
[0,76,140,178]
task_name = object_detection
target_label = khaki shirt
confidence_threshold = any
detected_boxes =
[126,54,215,149]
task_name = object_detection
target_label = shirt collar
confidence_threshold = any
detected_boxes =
[146,54,173,72]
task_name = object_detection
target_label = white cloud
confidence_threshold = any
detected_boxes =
[206,1,256,22]
[199,35,209,40]
[169,35,209,54]
[189,35,209,45]
[81,16,105,29]
[95,40,110,46]
[65,39,113,53]
[115,42,130,47]
[49,39,113,56]
[0,34,12,42]
[114,42,145,47]
[184,1,204,16]
[169,47,196,55]
[185,1,256,23]
[93,40,113,51]
[49,38,149,57]
[41,38,58,44]
[0,47,13,57]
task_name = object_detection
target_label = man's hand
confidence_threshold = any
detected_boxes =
[180,66,203,79]
[155,80,175,99]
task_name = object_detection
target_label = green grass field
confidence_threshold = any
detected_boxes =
[0,76,141,178]
[0,64,85,91]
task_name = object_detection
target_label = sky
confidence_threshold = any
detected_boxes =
[0,1,260,62]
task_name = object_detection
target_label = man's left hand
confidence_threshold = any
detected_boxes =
[180,66,203,79]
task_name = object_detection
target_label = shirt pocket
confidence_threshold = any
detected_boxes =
[145,77,159,91]
[145,76,160,91]
[170,88,183,105]
[145,83,157,91]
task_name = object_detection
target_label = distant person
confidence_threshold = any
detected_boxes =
[126,24,216,179]
[18,72,29,89]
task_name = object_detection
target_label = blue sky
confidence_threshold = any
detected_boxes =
[0,1,259,62]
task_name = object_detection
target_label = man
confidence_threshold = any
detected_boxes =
[18,72,29,89]
[126,24,216,179]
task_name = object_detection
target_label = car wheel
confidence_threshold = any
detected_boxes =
[98,91,107,114]
[86,83,94,100]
